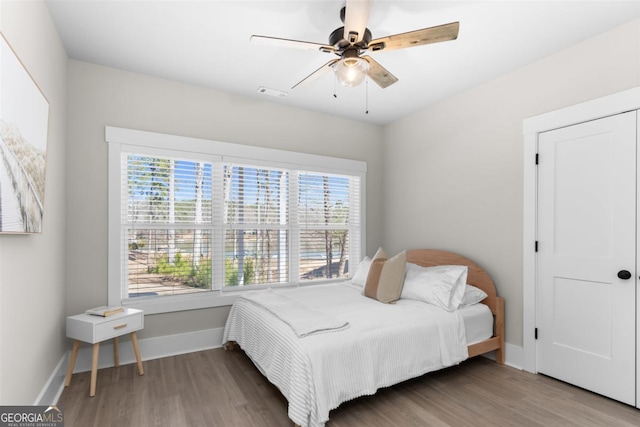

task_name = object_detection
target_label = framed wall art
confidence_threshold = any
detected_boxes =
[0,32,49,233]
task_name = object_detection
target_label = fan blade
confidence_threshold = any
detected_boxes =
[343,0,373,44]
[251,35,336,53]
[292,59,340,90]
[367,22,460,53]
[362,56,398,88]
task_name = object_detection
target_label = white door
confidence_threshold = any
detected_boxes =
[537,111,637,406]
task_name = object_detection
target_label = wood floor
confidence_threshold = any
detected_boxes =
[58,348,640,427]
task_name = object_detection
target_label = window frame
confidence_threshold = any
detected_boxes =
[107,126,367,314]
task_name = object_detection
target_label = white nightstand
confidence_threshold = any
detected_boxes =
[64,308,144,397]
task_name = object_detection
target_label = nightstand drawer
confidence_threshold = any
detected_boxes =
[67,308,144,343]
[94,312,143,341]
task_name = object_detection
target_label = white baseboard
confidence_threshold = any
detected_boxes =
[504,343,523,370]
[69,327,225,374]
[478,343,523,370]
[34,355,68,405]
[40,327,225,404]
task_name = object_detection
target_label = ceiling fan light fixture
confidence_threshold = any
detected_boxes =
[333,56,369,87]
[252,1,460,91]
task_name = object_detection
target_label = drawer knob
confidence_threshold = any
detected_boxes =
[113,323,128,330]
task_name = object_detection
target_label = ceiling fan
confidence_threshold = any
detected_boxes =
[251,0,460,90]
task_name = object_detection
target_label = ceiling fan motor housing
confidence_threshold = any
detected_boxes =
[329,26,372,51]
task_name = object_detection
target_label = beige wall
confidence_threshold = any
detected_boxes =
[383,18,640,348]
[0,1,68,404]
[66,60,385,339]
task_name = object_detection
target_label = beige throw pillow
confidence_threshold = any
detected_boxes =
[365,250,407,304]
[371,247,388,260]
[364,257,386,299]
[364,247,388,299]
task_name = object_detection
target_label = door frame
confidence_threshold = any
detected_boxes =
[522,86,640,374]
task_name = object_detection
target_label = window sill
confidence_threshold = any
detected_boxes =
[121,291,240,315]
[119,280,350,315]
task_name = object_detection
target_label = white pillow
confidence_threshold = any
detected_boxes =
[351,256,372,287]
[352,247,387,287]
[460,285,488,307]
[400,263,468,311]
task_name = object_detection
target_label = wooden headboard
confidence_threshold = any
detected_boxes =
[406,249,505,364]
[406,249,499,315]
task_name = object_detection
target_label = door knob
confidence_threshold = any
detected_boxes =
[617,270,632,280]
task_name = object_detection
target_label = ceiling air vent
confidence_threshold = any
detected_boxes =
[257,86,287,98]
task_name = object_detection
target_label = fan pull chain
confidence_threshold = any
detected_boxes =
[365,79,369,114]
[333,74,338,98]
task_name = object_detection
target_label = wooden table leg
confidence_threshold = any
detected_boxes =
[90,342,100,397]
[64,340,81,387]
[130,331,144,376]
[113,336,119,367]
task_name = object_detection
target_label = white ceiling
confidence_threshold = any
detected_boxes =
[45,0,640,125]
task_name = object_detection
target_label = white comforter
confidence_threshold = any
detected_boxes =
[223,283,468,427]
[240,288,350,337]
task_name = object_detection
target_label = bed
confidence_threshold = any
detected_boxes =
[223,249,505,427]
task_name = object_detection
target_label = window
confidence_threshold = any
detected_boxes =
[107,127,366,314]
[223,163,289,286]
[124,155,213,298]
[297,172,359,283]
